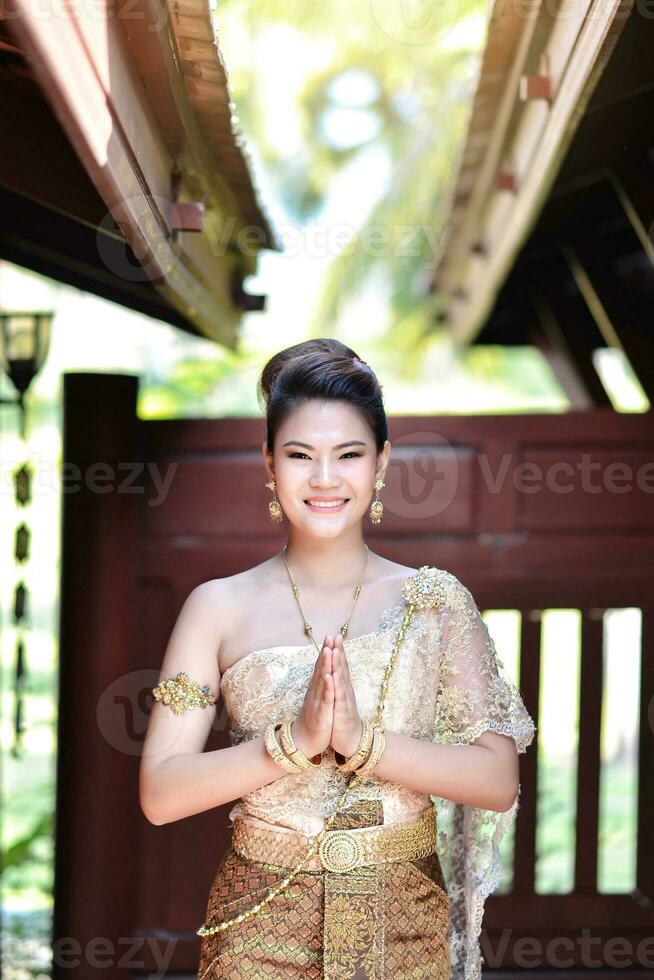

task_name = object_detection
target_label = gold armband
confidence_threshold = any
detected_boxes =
[151,671,216,715]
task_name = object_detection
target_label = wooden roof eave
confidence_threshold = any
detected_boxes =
[117,0,280,256]
[169,0,281,252]
[433,0,633,347]
[5,0,277,347]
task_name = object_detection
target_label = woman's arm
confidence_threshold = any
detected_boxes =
[368,728,519,812]
[139,581,291,826]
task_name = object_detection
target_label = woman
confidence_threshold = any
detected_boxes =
[139,338,536,980]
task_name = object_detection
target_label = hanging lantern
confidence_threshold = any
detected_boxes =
[0,311,53,439]
[0,307,53,760]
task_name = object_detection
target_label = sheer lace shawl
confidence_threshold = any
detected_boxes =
[416,568,536,980]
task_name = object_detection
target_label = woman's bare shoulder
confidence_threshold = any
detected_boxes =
[194,557,278,605]
[370,555,422,584]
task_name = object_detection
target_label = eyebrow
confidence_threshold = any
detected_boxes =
[281,440,367,450]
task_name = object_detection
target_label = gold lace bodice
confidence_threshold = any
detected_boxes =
[220,600,439,835]
[219,566,536,980]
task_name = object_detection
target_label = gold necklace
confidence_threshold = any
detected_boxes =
[282,543,370,654]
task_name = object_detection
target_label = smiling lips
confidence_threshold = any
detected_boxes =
[304,497,350,511]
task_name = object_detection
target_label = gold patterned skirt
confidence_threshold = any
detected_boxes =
[197,803,451,980]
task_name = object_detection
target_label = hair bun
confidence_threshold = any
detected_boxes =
[258,338,388,453]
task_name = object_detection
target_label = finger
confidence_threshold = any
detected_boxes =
[336,647,351,676]
[340,637,350,672]
[331,661,341,704]
[333,664,353,709]
[332,667,341,703]
[336,669,356,712]
[323,672,334,700]
[323,644,334,682]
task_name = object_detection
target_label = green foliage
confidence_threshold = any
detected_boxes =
[216,0,488,355]
[3,812,53,873]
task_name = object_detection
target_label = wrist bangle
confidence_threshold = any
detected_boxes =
[353,725,386,778]
[264,722,303,773]
[279,719,323,769]
[334,719,374,774]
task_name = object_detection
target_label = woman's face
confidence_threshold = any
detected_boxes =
[264,399,390,537]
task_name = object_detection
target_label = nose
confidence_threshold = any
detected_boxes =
[309,458,341,488]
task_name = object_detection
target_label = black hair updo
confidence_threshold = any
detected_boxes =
[258,338,388,453]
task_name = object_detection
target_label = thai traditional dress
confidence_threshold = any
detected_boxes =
[197,565,536,979]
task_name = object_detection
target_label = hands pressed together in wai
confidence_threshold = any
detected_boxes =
[291,634,364,762]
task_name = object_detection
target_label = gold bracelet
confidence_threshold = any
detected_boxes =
[334,719,374,774]
[151,671,216,715]
[354,726,386,778]
[279,719,323,769]
[263,722,304,773]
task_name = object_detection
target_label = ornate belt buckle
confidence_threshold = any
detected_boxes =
[318,829,364,872]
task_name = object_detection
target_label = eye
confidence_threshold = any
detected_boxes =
[288,451,362,460]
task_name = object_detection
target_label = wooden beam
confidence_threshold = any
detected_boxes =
[0,66,108,229]
[575,610,604,892]
[529,297,609,408]
[563,243,654,402]
[512,610,540,897]
[0,187,205,335]
[609,157,654,268]
[527,252,613,406]
[636,601,654,909]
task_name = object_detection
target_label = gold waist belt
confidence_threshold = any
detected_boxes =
[232,805,437,874]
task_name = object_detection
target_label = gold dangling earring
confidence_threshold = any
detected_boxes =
[369,478,385,524]
[266,479,284,524]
